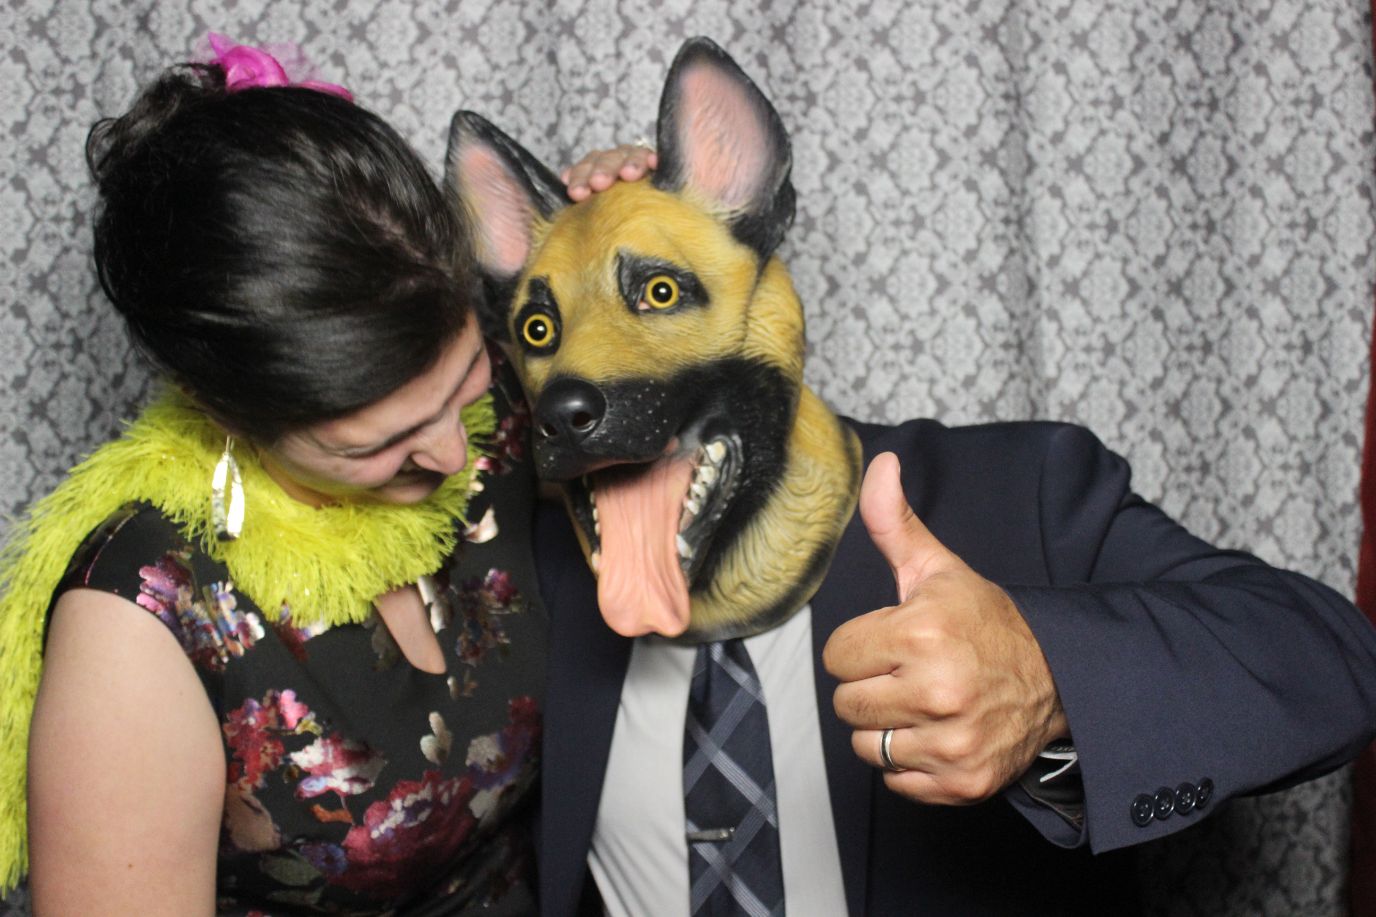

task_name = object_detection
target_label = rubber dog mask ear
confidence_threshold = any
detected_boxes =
[446,37,860,642]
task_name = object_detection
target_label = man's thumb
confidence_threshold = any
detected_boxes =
[860,451,949,599]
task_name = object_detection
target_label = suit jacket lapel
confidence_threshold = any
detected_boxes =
[807,421,894,916]
[538,509,634,917]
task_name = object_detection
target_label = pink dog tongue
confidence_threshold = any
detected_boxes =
[594,456,694,637]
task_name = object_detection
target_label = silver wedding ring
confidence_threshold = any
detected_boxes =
[880,727,904,772]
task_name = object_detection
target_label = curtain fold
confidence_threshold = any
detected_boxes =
[1354,363,1376,910]
[1351,4,1376,903]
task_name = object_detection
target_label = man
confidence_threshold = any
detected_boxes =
[447,37,1376,916]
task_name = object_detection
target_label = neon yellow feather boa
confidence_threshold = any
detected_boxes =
[0,388,495,892]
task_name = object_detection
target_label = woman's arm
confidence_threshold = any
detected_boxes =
[28,588,224,916]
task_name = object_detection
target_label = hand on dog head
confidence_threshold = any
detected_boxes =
[448,38,794,293]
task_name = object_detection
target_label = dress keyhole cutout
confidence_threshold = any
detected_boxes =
[373,579,447,675]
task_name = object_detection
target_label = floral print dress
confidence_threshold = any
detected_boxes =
[55,381,546,916]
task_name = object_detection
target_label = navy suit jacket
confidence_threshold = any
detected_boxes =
[535,418,1376,916]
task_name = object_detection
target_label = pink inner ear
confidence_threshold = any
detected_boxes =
[457,145,537,277]
[675,64,775,211]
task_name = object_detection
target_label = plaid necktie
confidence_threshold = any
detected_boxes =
[683,639,785,916]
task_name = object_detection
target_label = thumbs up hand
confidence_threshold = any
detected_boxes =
[822,452,1070,805]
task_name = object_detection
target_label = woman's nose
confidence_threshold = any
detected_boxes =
[411,420,469,476]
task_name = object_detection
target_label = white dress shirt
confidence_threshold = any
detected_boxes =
[586,603,1081,915]
[589,605,849,917]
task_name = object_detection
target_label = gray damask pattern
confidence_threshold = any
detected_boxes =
[1,1,1372,914]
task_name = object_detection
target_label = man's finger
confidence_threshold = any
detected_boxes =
[832,672,939,730]
[882,769,988,807]
[849,728,939,781]
[852,728,1001,805]
[563,162,594,200]
[851,727,894,770]
[860,451,952,600]
[822,605,905,682]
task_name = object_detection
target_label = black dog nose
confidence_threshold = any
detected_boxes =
[535,378,606,443]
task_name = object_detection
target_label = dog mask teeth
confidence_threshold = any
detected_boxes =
[675,436,734,569]
[567,476,602,557]
[679,445,713,528]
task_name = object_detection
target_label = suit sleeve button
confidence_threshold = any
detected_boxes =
[1174,782,1196,814]
[1153,787,1175,820]
[1131,793,1155,826]
[1196,778,1213,808]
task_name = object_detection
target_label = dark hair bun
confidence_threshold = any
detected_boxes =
[87,64,225,193]
[86,64,474,443]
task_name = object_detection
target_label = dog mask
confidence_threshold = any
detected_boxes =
[447,37,861,643]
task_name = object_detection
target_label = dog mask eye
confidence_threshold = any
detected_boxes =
[641,275,680,311]
[522,312,558,350]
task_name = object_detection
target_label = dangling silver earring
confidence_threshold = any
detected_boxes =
[211,436,245,541]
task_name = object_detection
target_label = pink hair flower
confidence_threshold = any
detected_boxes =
[207,33,353,102]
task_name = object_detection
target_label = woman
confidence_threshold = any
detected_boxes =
[0,36,650,915]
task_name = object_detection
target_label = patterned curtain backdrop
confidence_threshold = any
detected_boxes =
[1,0,1372,913]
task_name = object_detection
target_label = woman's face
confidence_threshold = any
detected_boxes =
[262,317,492,506]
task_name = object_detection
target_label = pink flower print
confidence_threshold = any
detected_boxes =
[290,733,386,801]
[482,569,521,607]
[136,552,195,622]
[205,581,263,659]
[318,699,540,899]
[223,689,322,789]
[334,771,479,898]
[276,691,313,731]
[475,399,530,477]
[269,606,329,663]
[135,554,263,671]
[452,569,523,666]
[225,706,285,790]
